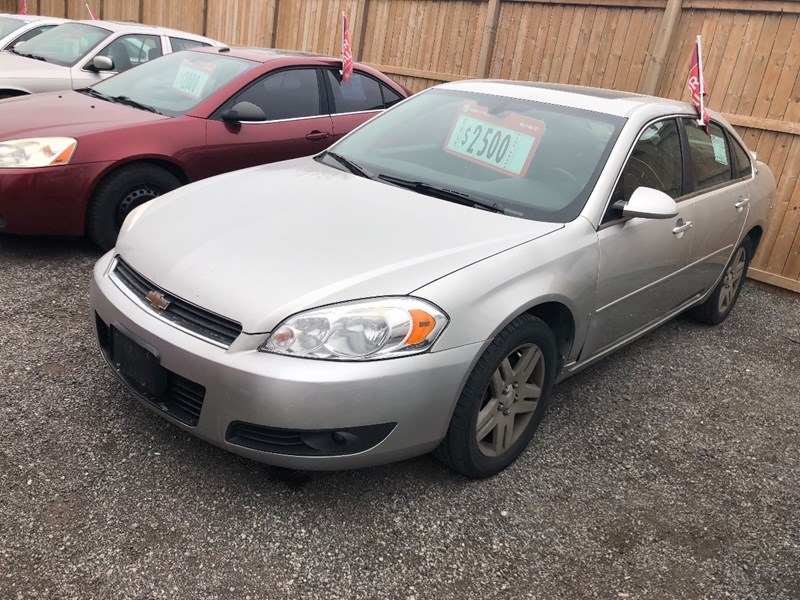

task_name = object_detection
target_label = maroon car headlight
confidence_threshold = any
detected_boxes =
[0,137,78,168]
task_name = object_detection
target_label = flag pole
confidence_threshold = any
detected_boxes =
[696,35,705,127]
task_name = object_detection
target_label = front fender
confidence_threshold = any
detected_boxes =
[418,218,598,365]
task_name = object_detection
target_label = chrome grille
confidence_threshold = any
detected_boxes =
[113,258,242,347]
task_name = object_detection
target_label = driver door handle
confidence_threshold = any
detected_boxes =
[306,131,330,141]
[734,197,750,211]
[672,220,693,235]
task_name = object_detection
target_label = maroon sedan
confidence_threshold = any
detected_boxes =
[0,47,409,249]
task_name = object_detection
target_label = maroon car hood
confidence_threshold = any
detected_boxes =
[0,90,168,139]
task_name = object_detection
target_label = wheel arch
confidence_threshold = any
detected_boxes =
[86,157,191,211]
[0,89,30,98]
[524,301,576,372]
[745,225,763,254]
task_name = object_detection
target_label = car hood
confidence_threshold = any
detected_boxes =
[0,52,68,82]
[116,159,563,333]
[0,90,168,139]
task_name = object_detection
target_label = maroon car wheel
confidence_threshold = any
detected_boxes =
[86,164,181,251]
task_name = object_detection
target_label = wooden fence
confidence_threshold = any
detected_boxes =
[3,0,800,293]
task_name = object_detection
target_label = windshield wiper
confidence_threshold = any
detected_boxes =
[109,95,161,114]
[377,174,505,214]
[78,88,114,102]
[9,47,47,62]
[319,151,373,179]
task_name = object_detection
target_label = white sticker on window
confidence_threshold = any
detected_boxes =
[711,133,728,165]
[444,101,545,177]
[173,62,213,99]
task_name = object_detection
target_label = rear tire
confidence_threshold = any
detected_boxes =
[86,164,181,251]
[689,237,752,325]
[434,314,557,478]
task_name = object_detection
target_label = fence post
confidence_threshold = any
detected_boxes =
[477,0,502,78]
[353,0,370,61]
[642,0,683,95]
[269,0,281,47]
[201,0,209,36]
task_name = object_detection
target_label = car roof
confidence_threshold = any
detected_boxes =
[439,79,695,119]
[69,19,222,44]
[0,13,68,24]
[191,45,361,66]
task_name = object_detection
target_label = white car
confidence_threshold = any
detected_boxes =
[0,12,67,51]
[0,19,223,99]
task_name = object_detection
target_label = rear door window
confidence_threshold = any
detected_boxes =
[683,120,733,192]
[325,70,385,113]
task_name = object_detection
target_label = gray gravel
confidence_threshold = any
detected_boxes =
[1,234,798,600]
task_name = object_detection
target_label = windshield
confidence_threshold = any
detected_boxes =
[329,88,625,222]
[0,17,25,38]
[13,22,110,66]
[90,51,254,116]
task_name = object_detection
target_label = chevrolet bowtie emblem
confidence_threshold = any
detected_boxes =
[145,290,170,311]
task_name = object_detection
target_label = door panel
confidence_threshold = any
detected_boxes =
[583,205,697,357]
[200,116,334,178]
[681,120,749,294]
[582,117,696,357]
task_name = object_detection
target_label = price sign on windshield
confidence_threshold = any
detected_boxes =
[444,101,545,177]
[172,62,213,99]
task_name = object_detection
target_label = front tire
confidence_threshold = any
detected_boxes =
[689,237,752,325]
[435,314,557,478]
[86,164,181,251]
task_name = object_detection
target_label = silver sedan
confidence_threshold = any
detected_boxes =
[0,19,221,99]
[91,81,775,478]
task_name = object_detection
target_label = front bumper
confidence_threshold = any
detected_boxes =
[90,252,483,470]
[0,161,112,236]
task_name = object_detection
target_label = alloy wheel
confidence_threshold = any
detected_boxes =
[476,342,545,457]
[718,246,747,314]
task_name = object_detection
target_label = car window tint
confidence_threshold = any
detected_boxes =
[97,34,161,72]
[381,84,404,108]
[12,25,56,46]
[730,135,752,179]
[613,119,682,206]
[170,37,209,52]
[234,68,322,121]
[684,120,733,191]
[325,70,384,113]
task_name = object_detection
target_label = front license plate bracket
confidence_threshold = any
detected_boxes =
[111,323,167,396]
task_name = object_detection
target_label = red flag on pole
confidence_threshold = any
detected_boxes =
[19,0,28,15]
[688,35,710,128]
[341,12,353,83]
[86,3,99,20]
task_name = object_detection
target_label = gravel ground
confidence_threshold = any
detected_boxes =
[1,234,798,600]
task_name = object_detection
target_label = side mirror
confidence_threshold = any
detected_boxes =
[616,187,678,220]
[90,55,114,71]
[220,101,267,124]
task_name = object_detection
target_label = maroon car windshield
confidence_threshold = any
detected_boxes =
[90,51,255,117]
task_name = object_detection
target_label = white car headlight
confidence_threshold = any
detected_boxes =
[0,137,78,168]
[261,298,448,360]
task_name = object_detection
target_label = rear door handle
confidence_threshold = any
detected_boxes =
[672,220,693,235]
[734,197,750,211]
[306,131,330,141]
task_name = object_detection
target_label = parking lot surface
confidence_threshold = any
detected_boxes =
[1,235,798,599]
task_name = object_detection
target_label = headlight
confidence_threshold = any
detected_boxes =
[261,297,448,360]
[0,137,78,168]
